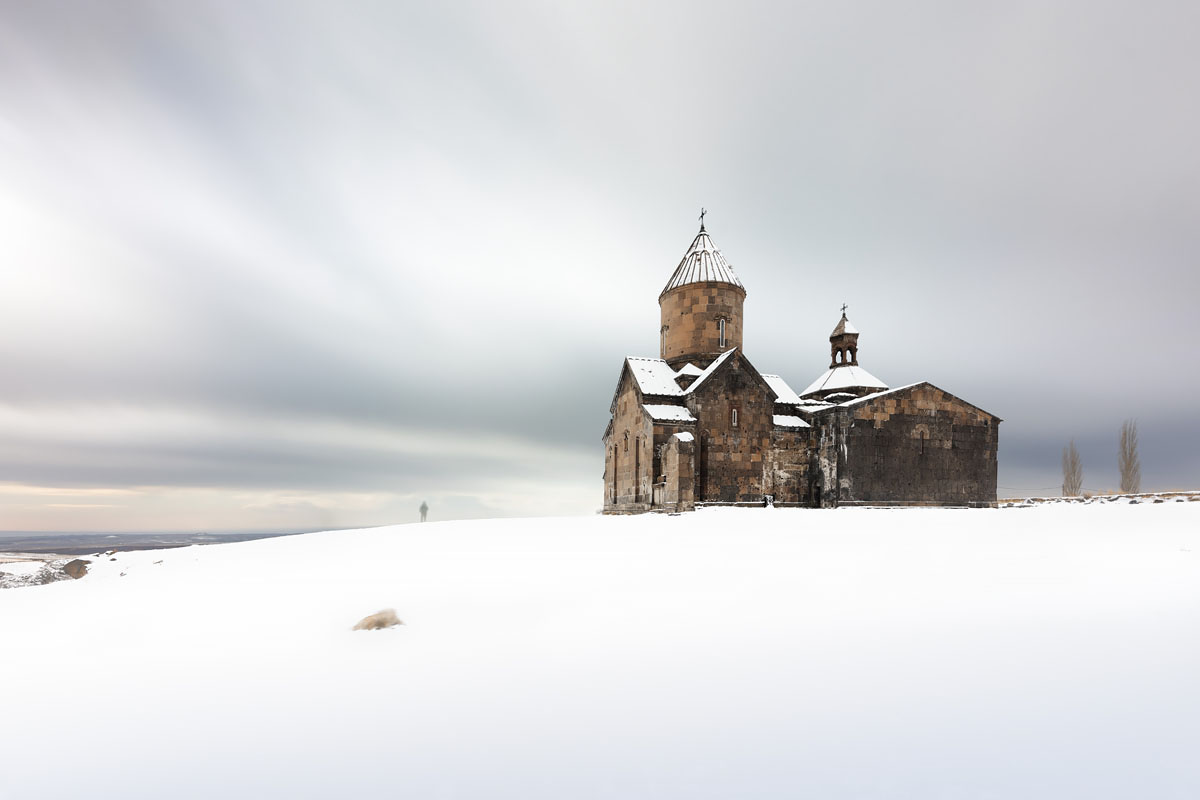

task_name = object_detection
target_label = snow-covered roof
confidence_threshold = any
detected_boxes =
[835,383,922,407]
[675,363,704,378]
[672,431,694,442]
[684,348,738,395]
[801,365,888,397]
[834,381,1002,421]
[642,404,697,423]
[830,313,859,337]
[773,414,810,429]
[660,227,744,297]
[625,357,684,397]
[761,374,803,405]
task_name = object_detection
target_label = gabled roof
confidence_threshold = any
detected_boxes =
[610,352,771,416]
[660,227,745,297]
[625,357,684,397]
[761,374,803,405]
[836,382,921,407]
[683,349,738,395]
[801,364,888,398]
[834,381,1003,421]
[608,356,681,417]
[684,348,778,403]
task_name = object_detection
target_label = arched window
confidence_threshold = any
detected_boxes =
[623,431,629,452]
[719,318,726,348]
[731,407,739,427]
[835,350,843,364]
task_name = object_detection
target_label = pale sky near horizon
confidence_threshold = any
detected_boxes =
[2,0,1198,531]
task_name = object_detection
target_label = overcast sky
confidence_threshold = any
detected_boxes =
[1,0,1197,531]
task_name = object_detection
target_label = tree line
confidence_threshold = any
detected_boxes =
[1061,419,1141,496]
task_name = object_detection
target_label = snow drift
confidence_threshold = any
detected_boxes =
[3,504,1199,799]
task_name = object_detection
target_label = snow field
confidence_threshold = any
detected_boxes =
[2,504,1199,799]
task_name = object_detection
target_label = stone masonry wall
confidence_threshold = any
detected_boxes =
[767,428,813,505]
[812,413,846,508]
[661,434,695,512]
[603,376,654,513]
[659,282,745,370]
[816,384,998,507]
[686,354,774,503]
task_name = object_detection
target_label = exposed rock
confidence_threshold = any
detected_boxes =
[1,560,68,589]
[63,559,91,579]
[352,608,404,631]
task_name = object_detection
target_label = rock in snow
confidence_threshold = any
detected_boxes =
[352,608,404,630]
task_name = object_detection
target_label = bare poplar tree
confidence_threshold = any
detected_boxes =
[1118,419,1141,493]
[1061,440,1082,496]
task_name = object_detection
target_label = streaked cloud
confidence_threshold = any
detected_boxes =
[1,0,1197,528]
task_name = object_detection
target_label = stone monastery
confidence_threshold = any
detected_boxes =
[602,219,1000,513]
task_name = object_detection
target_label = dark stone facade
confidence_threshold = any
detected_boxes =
[810,383,999,508]
[767,427,814,507]
[686,352,774,503]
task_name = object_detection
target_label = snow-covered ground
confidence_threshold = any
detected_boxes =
[0,558,47,577]
[3,504,1200,799]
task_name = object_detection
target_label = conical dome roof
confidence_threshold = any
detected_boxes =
[830,312,859,337]
[660,226,745,298]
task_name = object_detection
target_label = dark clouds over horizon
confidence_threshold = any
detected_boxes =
[1,0,1197,530]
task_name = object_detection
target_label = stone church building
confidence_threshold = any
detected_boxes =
[602,221,1000,513]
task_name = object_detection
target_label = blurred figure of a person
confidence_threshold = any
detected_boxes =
[419,501,428,522]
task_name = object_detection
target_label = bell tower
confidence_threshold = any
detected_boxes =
[829,305,859,367]
[658,213,746,370]
[800,306,888,401]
